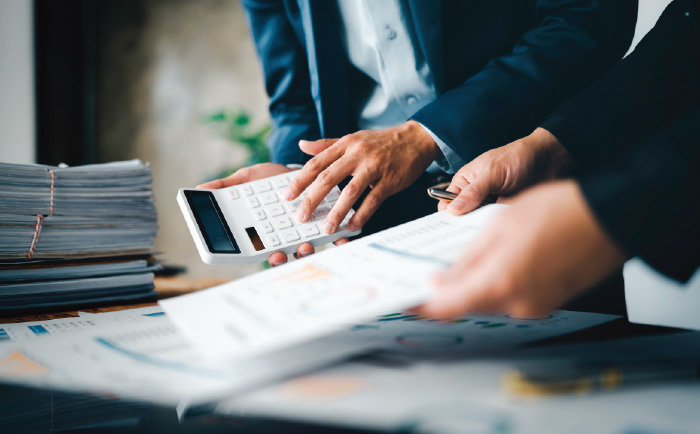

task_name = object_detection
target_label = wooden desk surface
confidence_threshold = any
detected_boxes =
[0,276,228,324]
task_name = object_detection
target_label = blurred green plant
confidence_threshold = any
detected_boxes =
[202,109,271,181]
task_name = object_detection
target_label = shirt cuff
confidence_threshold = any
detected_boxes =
[416,122,466,174]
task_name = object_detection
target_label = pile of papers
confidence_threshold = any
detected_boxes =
[0,160,159,314]
[0,306,618,407]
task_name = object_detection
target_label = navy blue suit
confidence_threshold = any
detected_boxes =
[241,0,637,166]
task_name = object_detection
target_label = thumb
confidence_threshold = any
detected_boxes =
[447,175,492,215]
[299,138,339,156]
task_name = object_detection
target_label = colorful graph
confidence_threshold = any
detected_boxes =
[274,263,333,284]
[0,351,50,377]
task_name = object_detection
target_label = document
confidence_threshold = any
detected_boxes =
[0,306,162,343]
[0,160,158,314]
[0,305,617,407]
[160,205,507,361]
[215,331,700,434]
[0,307,387,405]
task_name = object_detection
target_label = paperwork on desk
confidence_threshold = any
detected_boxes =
[215,332,700,434]
[161,205,511,361]
[0,160,159,314]
[0,306,616,406]
[0,204,617,406]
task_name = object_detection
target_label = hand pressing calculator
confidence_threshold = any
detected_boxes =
[177,170,361,265]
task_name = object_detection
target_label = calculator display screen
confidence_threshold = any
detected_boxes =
[185,190,240,254]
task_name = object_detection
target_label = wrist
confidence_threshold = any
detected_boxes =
[528,127,574,179]
[405,120,442,161]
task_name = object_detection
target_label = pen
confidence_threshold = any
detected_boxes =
[426,182,498,205]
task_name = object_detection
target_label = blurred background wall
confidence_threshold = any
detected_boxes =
[0,0,674,282]
[0,0,35,164]
[93,0,269,279]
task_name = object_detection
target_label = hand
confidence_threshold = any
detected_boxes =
[416,180,628,319]
[198,163,347,266]
[440,128,573,215]
[283,121,441,234]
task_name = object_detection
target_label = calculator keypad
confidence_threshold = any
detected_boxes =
[227,172,353,251]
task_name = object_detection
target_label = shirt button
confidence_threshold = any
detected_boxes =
[384,26,397,40]
[407,95,418,105]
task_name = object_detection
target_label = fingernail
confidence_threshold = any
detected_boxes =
[347,223,358,232]
[299,251,313,257]
[295,208,308,222]
[448,199,466,212]
[282,188,293,201]
[323,222,336,234]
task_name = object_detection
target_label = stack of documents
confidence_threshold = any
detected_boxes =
[0,160,159,314]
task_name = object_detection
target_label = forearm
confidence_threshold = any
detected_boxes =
[412,0,637,164]
[242,0,321,166]
[577,109,700,282]
[540,0,700,171]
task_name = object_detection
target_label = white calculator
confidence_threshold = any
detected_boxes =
[177,170,361,265]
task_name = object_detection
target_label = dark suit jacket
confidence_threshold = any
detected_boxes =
[541,0,700,282]
[241,0,637,165]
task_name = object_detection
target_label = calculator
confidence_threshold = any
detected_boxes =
[177,170,361,265]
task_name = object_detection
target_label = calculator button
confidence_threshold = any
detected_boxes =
[266,204,285,217]
[261,192,278,205]
[284,199,302,212]
[267,235,281,247]
[229,188,240,199]
[260,222,274,234]
[272,216,293,229]
[254,181,272,193]
[280,229,300,243]
[312,205,332,220]
[338,213,353,230]
[300,223,320,237]
[254,209,267,221]
[241,185,254,196]
[248,197,260,208]
[272,176,289,188]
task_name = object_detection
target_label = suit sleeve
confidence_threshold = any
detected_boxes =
[577,107,700,282]
[241,0,320,165]
[538,0,700,281]
[540,0,700,169]
[410,0,637,167]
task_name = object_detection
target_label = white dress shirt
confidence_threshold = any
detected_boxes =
[336,0,465,173]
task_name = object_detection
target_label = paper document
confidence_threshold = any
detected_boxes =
[0,307,387,405]
[161,206,507,361]
[216,329,697,434]
[0,306,162,343]
[0,305,617,407]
